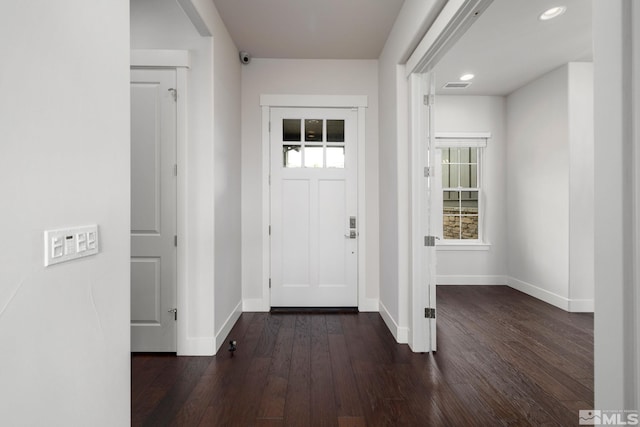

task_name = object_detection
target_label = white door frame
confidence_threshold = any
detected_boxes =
[259,95,369,311]
[404,0,494,351]
[131,49,189,354]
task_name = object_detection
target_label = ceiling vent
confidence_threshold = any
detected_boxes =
[443,82,472,89]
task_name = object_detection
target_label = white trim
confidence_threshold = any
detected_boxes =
[175,0,212,37]
[506,276,594,313]
[356,106,368,311]
[131,55,190,356]
[178,337,215,356]
[261,106,271,312]
[436,243,491,251]
[409,73,431,352]
[634,0,640,409]
[242,298,269,312]
[260,95,368,311]
[379,301,409,344]
[358,298,380,312]
[436,278,593,311]
[260,94,367,108]
[406,0,494,75]
[507,276,568,310]
[130,49,190,68]
[568,299,595,313]
[435,138,488,148]
[213,301,243,353]
[175,67,189,357]
[436,275,506,285]
[435,132,491,139]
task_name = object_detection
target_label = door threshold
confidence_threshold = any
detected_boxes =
[270,307,358,314]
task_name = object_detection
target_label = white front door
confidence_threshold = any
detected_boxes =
[130,68,177,352]
[270,108,358,307]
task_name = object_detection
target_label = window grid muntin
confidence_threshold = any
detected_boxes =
[282,118,345,168]
[441,147,481,241]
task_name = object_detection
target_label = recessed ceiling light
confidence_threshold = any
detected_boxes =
[460,73,475,81]
[539,6,566,21]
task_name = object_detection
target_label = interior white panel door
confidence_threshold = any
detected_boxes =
[270,107,358,307]
[130,68,177,352]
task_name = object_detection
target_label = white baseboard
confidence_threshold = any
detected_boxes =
[379,300,408,344]
[506,276,594,313]
[242,297,269,312]
[358,298,379,312]
[178,337,215,356]
[214,300,243,353]
[568,298,595,313]
[436,275,507,285]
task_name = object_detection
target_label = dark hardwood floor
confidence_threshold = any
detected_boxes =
[132,286,593,426]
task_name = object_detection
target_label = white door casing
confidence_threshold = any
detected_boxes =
[130,68,177,352]
[409,72,437,352]
[270,107,358,307]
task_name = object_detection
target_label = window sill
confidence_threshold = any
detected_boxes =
[436,242,491,251]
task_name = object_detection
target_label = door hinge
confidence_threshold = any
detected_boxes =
[168,308,177,320]
[423,94,434,106]
[424,307,436,319]
[269,225,271,235]
[174,235,177,247]
[424,166,431,177]
[174,164,177,177]
[424,235,438,247]
[269,278,271,289]
[268,122,271,133]
[168,88,177,102]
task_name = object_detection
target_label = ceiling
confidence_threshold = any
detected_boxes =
[212,0,591,95]
[212,0,405,59]
[434,0,592,95]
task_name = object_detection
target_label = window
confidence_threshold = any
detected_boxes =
[282,118,345,168]
[436,135,488,243]
[441,147,479,240]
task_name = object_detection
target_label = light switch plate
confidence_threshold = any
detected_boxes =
[44,225,99,267]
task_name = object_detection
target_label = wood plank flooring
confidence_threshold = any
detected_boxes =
[132,286,593,426]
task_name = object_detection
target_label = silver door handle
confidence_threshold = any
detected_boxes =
[345,231,357,239]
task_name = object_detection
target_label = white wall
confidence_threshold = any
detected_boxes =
[378,0,445,338]
[434,96,508,284]
[506,65,570,303]
[240,58,380,309]
[209,0,243,349]
[592,0,640,411]
[0,0,130,425]
[131,0,241,354]
[506,63,594,312]
[568,62,595,309]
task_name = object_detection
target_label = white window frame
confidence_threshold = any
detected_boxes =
[435,132,490,250]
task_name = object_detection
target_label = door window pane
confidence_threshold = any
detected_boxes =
[327,120,345,142]
[305,119,323,142]
[283,145,301,168]
[304,146,323,168]
[326,146,345,168]
[283,119,301,141]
